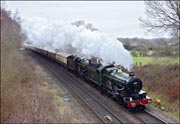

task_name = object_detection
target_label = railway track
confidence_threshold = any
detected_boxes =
[29,51,168,124]
[31,52,124,123]
[131,110,167,124]
[144,110,167,124]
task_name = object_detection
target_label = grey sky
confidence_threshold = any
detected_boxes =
[5,1,169,38]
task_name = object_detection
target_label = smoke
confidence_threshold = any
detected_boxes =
[21,17,133,70]
[71,20,98,31]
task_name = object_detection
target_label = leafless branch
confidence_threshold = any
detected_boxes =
[140,0,180,38]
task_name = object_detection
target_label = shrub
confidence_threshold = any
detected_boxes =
[134,64,179,101]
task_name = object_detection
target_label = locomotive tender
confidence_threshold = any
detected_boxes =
[26,45,152,109]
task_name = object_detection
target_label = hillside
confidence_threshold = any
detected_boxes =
[1,8,78,123]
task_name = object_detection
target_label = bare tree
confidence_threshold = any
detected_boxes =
[139,0,180,38]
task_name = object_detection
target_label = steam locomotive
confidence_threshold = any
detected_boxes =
[26,45,152,110]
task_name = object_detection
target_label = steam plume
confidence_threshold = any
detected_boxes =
[21,17,133,70]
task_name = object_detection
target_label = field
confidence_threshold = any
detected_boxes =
[133,56,179,66]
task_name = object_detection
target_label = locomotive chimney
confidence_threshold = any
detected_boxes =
[129,72,134,76]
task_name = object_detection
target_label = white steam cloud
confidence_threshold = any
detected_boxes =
[21,17,133,71]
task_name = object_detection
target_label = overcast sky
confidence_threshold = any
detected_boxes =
[5,1,169,38]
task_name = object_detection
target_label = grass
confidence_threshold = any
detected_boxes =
[1,8,78,123]
[40,71,79,123]
[135,64,179,122]
[48,89,59,96]
[1,9,28,122]
[133,56,179,66]
[143,87,179,122]
[35,62,79,123]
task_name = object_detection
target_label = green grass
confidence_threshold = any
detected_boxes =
[133,57,179,66]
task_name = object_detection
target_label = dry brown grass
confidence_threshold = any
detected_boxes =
[134,64,179,101]
[1,9,78,123]
[1,9,25,90]
[39,68,79,123]
[1,57,62,123]
[37,65,79,123]
[134,64,179,121]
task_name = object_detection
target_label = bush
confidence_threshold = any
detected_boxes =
[1,8,78,123]
[131,51,139,57]
[134,64,179,101]
[134,64,179,121]
[167,79,179,100]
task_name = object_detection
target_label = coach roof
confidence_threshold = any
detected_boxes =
[56,51,72,57]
